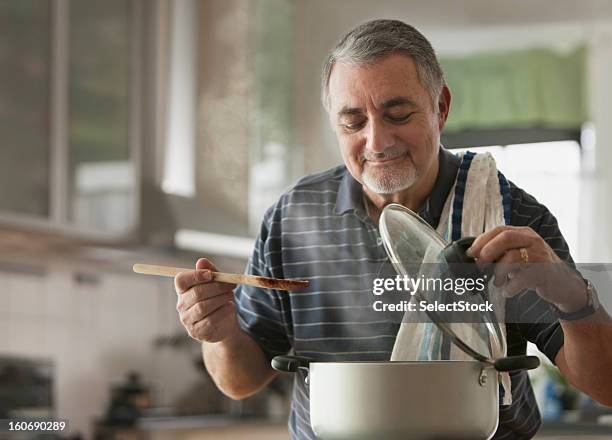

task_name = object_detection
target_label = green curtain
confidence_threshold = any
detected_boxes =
[440,46,587,133]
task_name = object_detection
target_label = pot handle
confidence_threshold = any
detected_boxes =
[494,355,540,372]
[271,355,311,373]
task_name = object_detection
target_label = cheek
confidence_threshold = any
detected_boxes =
[338,136,364,172]
[402,119,439,152]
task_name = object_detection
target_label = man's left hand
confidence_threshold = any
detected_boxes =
[468,225,587,313]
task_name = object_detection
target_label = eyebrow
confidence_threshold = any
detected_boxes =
[337,96,418,118]
[337,107,363,118]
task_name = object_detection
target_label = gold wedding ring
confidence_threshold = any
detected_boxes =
[519,247,529,264]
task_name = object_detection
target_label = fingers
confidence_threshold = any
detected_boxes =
[468,226,508,257]
[174,258,217,293]
[491,249,523,287]
[174,258,235,294]
[175,258,239,342]
[178,281,235,311]
[487,247,538,297]
[179,291,234,329]
[469,226,535,264]
[174,269,213,294]
[196,257,218,271]
[469,228,584,306]
[502,265,539,298]
[189,302,236,342]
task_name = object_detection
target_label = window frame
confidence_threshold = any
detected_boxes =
[0,0,145,242]
[442,127,582,150]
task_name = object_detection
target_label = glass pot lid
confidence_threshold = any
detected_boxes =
[379,203,505,362]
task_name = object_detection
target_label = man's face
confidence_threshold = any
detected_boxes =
[327,54,449,195]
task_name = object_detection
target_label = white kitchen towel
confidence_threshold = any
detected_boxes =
[390,150,514,405]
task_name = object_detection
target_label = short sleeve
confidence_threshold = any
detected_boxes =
[234,207,292,362]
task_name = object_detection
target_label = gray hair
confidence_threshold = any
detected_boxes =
[321,19,445,110]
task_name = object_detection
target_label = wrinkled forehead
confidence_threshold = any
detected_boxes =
[327,54,429,115]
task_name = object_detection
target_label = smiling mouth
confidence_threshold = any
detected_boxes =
[364,152,409,166]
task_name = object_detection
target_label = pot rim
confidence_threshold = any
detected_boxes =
[306,359,485,365]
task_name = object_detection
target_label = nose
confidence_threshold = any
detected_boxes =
[365,118,395,153]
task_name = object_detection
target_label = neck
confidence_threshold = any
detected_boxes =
[363,155,439,224]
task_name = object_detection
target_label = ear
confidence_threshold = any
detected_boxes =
[437,85,452,131]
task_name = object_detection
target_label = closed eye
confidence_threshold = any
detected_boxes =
[339,121,366,133]
[386,112,413,123]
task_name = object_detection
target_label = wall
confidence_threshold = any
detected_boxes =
[0,256,202,439]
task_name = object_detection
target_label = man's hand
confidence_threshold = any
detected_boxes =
[175,258,239,342]
[173,258,277,400]
[467,225,587,312]
[469,225,612,405]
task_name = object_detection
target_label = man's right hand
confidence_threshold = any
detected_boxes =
[175,258,277,399]
[175,258,239,343]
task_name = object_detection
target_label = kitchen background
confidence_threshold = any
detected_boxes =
[1,0,612,439]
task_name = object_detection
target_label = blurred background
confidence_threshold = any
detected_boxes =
[1,0,612,438]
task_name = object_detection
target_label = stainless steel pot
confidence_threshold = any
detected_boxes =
[272,354,539,440]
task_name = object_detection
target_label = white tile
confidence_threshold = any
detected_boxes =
[121,274,154,308]
[76,288,98,327]
[72,271,105,325]
[44,269,76,319]
[0,271,11,313]
[156,278,182,333]
[8,273,46,317]
[43,319,80,358]
[8,314,45,356]
[8,272,46,317]
[29,265,204,440]
[0,314,10,351]
[96,273,129,306]
[92,303,125,350]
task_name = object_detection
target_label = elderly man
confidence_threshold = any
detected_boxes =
[174,19,611,439]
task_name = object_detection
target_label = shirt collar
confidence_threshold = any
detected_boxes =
[334,146,460,228]
[334,166,366,216]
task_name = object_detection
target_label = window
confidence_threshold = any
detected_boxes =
[453,141,581,258]
[0,0,140,237]
[0,0,52,218]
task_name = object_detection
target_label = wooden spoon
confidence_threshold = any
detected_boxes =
[133,263,309,292]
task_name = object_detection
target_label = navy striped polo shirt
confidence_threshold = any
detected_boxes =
[234,147,568,440]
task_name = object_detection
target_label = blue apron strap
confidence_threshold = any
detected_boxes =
[497,171,512,225]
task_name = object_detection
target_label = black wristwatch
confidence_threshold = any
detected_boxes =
[555,280,600,321]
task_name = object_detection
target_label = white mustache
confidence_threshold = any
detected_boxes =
[361,147,409,163]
